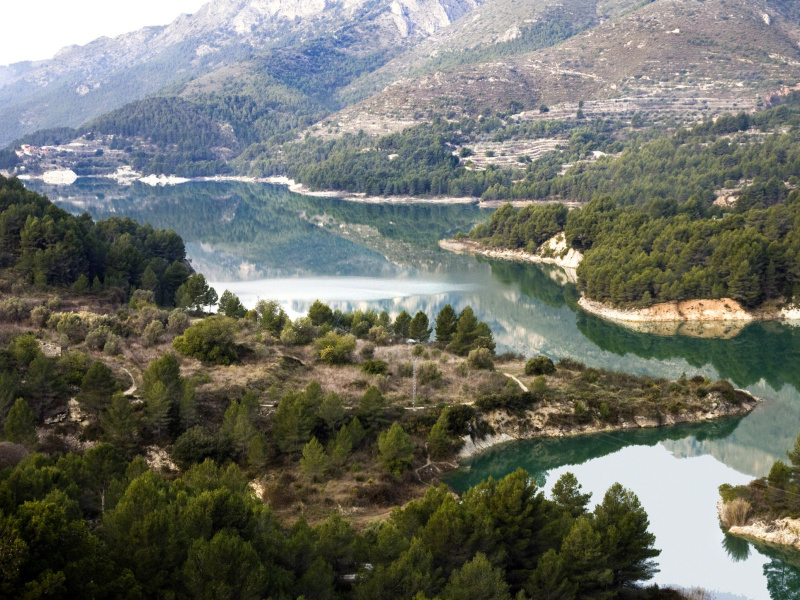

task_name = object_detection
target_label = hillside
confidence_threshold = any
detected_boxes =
[0,0,484,146]
[5,0,800,181]
[331,0,800,133]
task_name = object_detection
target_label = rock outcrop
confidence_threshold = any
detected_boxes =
[577,297,754,323]
[439,234,583,276]
[719,499,800,551]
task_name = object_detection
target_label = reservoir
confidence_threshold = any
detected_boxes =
[27,177,800,599]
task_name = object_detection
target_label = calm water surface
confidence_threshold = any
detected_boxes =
[28,178,800,599]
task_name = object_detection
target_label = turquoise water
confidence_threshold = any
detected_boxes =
[29,177,800,599]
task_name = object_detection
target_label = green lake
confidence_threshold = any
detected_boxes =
[26,177,800,599]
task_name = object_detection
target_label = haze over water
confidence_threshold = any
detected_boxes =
[32,177,800,599]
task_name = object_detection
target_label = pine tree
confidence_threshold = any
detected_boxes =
[394,310,412,339]
[427,408,454,460]
[592,483,660,591]
[435,305,458,344]
[77,361,119,418]
[378,423,415,477]
[409,311,432,342]
[447,306,479,356]
[441,553,511,600]
[99,392,139,457]
[3,398,37,447]
[300,437,329,481]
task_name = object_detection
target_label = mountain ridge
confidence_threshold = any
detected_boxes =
[0,0,484,145]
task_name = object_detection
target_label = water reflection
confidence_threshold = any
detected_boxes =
[24,177,800,598]
[724,533,752,562]
[31,178,488,279]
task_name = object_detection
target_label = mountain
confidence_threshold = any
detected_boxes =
[5,0,800,179]
[332,0,800,131]
[0,0,485,145]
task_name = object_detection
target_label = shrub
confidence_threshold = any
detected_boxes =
[709,380,736,402]
[280,317,316,346]
[0,298,27,322]
[556,357,585,371]
[359,342,375,359]
[136,305,168,333]
[29,306,50,328]
[104,334,121,355]
[85,325,113,351]
[412,344,426,357]
[418,361,443,386]
[167,308,190,334]
[173,315,239,364]
[361,360,388,375]
[467,348,494,370]
[720,498,751,528]
[315,331,356,365]
[367,325,390,346]
[56,313,86,344]
[525,355,556,376]
[143,320,165,347]
[397,362,413,377]
[129,289,156,309]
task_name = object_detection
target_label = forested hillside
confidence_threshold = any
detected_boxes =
[0,175,190,303]
[466,95,800,308]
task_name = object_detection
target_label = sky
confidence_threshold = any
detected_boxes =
[1,0,210,67]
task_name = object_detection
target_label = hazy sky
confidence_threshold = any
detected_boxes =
[1,0,209,66]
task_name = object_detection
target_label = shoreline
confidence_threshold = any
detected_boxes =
[11,170,579,207]
[439,237,800,325]
[438,236,583,275]
[458,388,762,460]
[719,501,800,554]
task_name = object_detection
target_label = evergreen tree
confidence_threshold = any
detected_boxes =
[99,392,139,457]
[441,553,511,600]
[3,398,37,447]
[558,517,613,599]
[394,311,412,339]
[592,483,660,591]
[77,361,119,418]
[176,273,218,313]
[330,425,353,468]
[317,392,345,434]
[308,300,333,326]
[551,472,592,519]
[427,408,455,460]
[447,306,479,356]
[218,290,246,318]
[378,423,415,477]
[435,305,458,344]
[409,311,432,342]
[358,386,386,430]
[300,437,329,481]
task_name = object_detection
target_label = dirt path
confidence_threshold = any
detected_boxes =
[503,373,529,392]
[122,367,137,396]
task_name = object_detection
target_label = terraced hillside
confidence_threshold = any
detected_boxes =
[331,0,800,132]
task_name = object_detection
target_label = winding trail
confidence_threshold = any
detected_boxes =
[503,373,529,392]
[122,367,137,396]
